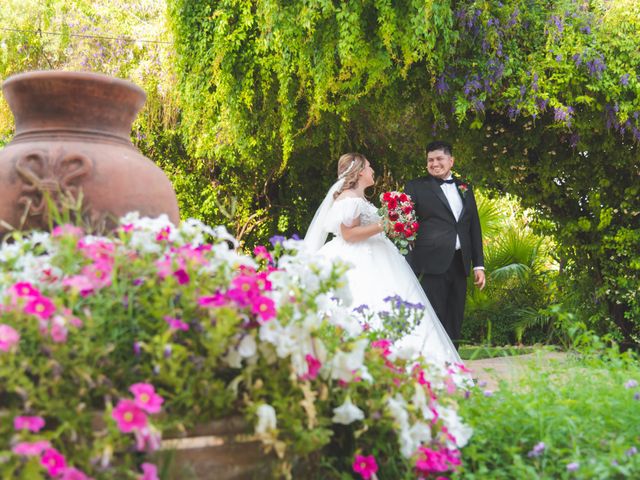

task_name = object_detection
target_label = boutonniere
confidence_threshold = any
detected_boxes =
[457,182,469,198]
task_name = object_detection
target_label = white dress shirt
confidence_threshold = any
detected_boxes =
[440,175,463,250]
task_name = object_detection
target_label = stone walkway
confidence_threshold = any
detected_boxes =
[464,350,569,391]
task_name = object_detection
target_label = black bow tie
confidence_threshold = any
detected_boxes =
[435,177,456,185]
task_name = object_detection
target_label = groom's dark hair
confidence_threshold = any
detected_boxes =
[426,140,453,156]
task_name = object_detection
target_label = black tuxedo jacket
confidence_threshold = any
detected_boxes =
[404,175,484,276]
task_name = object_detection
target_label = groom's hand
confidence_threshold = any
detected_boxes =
[474,269,486,290]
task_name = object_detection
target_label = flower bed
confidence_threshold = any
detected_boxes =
[0,215,471,479]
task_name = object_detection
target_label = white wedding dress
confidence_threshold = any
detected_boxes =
[311,195,461,365]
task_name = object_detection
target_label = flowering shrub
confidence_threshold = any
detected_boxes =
[0,214,471,478]
[379,191,419,256]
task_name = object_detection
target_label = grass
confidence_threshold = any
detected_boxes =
[458,344,539,360]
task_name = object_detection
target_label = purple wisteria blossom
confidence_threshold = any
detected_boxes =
[436,75,449,94]
[586,56,606,78]
[620,73,630,86]
[554,106,575,126]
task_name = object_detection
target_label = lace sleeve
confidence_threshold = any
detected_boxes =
[324,197,362,234]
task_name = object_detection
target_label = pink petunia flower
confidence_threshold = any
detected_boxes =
[24,295,56,320]
[51,224,84,238]
[14,415,45,432]
[139,462,160,480]
[415,447,461,475]
[0,324,20,352]
[50,316,69,343]
[197,293,227,307]
[300,354,321,381]
[81,261,113,289]
[9,281,40,299]
[134,425,162,452]
[62,275,95,297]
[253,245,273,263]
[353,454,378,479]
[251,296,276,322]
[164,316,189,332]
[371,339,392,357]
[156,226,171,242]
[129,383,164,414]
[12,440,51,456]
[112,399,148,432]
[60,467,92,480]
[41,448,67,477]
[173,268,190,285]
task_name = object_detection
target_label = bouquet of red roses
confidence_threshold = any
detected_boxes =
[379,191,419,255]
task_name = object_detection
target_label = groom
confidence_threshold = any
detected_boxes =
[405,140,485,347]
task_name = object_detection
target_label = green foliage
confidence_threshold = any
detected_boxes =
[463,191,557,345]
[456,344,640,479]
[167,0,640,341]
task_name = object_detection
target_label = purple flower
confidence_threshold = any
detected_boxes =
[620,73,630,86]
[586,57,606,78]
[527,442,546,458]
[581,25,592,35]
[483,390,493,397]
[625,446,638,457]
[436,75,449,94]
[555,54,563,62]
[268,235,285,247]
[133,341,141,356]
[624,379,638,389]
[352,304,369,314]
[572,53,583,66]
[291,233,301,240]
[567,462,579,472]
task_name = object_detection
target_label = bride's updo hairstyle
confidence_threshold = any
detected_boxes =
[333,152,367,199]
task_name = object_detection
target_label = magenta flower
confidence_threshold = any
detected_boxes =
[415,447,461,474]
[24,295,56,319]
[251,296,276,322]
[60,467,91,480]
[164,316,189,331]
[129,383,164,414]
[10,281,40,299]
[41,448,67,477]
[14,415,46,432]
[352,454,378,479]
[81,261,113,289]
[12,440,51,456]
[139,463,160,480]
[112,399,148,432]
[253,245,273,263]
[0,324,20,352]
[198,293,227,307]
[371,339,392,357]
[156,226,171,242]
[52,224,84,238]
[173,268,190,285]
[300,354,322,381]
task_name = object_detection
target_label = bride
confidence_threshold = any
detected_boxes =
[304,152,460,365]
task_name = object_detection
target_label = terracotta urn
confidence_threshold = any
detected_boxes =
[0,71,179,234]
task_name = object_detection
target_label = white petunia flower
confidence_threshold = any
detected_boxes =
[255,404,277,434]
[237,334,257,358]
[440,407,473,448]
[331,398,365,425]
[329,338,368,383]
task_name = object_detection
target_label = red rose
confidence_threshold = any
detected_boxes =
[394,222,404,233]
[412,222,419,230]
[403,206,413,215]
[389,211,399,221]
[399,193,408,202]
[404,228,413,238]
[382,192,392,201]
[387,199,398,210]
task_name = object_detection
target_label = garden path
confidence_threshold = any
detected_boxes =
[465,350,569,391]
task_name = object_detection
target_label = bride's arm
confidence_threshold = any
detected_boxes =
[340,218,384,243]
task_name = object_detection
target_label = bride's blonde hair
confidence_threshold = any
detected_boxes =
[333,152,367,199]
